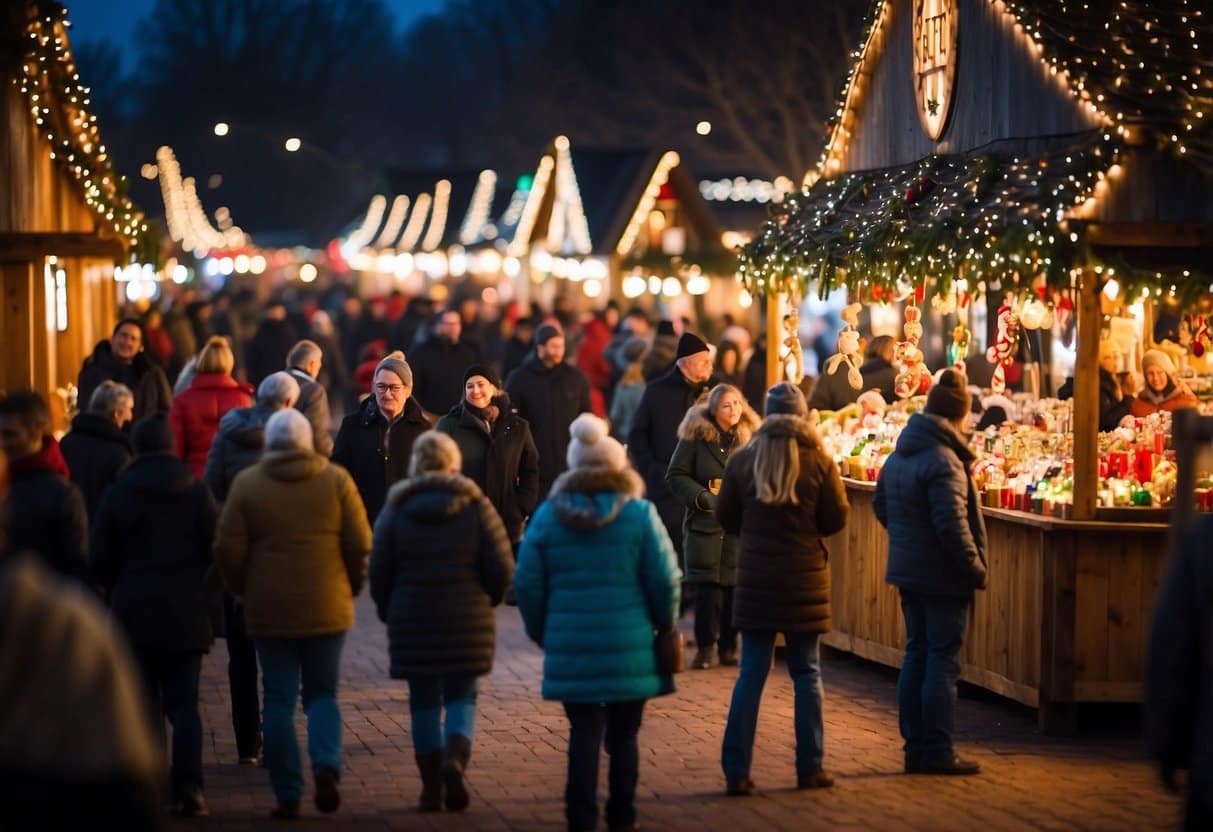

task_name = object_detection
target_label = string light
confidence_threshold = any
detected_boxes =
[397,192,432,252]
[459,170,498,245]
[617,151,681,255]
[374,195,410,248]
[344,194,387,251]
[546,136,592,255]
[421,179,452,252]
[508,155,555,257]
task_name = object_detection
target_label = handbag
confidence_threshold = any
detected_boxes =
[654,626,685,675]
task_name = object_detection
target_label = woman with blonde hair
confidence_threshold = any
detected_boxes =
[170,336,253,478]
[716,382,849,795]
[666,383,760,669]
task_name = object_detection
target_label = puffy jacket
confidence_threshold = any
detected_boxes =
[4,438,88,581]
[369,474,513,679]
[874,413,988,600]
[717,415,849,632]
[214,449,372,638]
[665,400,760,585]
[90,454,217,652]
[203,403,275,502]
[287,367,333,457]
[504,355,593,498]
[169,372,254,479]
[331,395,431,523]
[435,396,539,543]
[515,466,682,703]
[77,340,172,424]
[60,412,133,522]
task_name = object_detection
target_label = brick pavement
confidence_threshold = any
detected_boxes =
[178,596,1181,831]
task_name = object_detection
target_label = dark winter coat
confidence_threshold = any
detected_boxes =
[169,372,254,479]
[435,396,540,543]
[203,403,275,502]
[60,412,133,522]
[287,367,333,457]
[717,416,849,633]
[1058,367,1132,432]
[244,319,298,387]
[1147,515,1213,798]
[4,439,88,581]
[500,336,531,382]
[641,333,679,381]
[665,401,760,585]
[859,356,898,404]
[504,355,593,498]
[332,395,431,523]
[806,363,862,412]
[90,454,217,652]
[77,340,172,424]
[627,366,716,547]
[408,337,482,417]
[369,474,513,679]
[874,413,988,601]
[515,466,682,703]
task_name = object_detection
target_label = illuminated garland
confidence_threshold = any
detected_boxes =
[14,1,150,259]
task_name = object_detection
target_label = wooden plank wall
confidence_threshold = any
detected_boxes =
[824,482,1169,711]
[837,0,1102,174]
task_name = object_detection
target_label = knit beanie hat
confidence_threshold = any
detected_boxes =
[1141,348,1176,376]
[132,412,173,455]
[566,413,628,471]
[375,350,413,387]
[534,323,563,347]
[463,363,502,390]
[622,335,648,363]
[656,319,676,337]
[924,368,971,420]
[765,381,807,417]
[676,332,709,360]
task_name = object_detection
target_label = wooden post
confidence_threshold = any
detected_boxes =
[1072,270,1102,521]
[765,291,782,389]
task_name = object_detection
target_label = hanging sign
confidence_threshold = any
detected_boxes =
[912,0,959,141]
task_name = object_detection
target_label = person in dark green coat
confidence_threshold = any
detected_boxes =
[666,383,760,669]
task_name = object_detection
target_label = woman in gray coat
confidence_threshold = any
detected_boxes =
[666,383,759,669]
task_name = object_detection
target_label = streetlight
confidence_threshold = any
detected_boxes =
[284,137,302,153]
[213,121,230,136]
[696,120,712,136]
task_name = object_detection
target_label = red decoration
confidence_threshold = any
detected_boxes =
[658,183,676,200]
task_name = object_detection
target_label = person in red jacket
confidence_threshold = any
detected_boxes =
[170,336,253,478]
[576,303,619,418]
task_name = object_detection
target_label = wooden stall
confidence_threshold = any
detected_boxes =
[744,0,1211,728]
[1,2,144,423]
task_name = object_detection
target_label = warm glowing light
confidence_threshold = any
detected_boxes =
[213,122,229,137]
[421,180,452,252]
[617,151,681,255]
[696,120,712,136]
[662,277,682,297]
[299,263,317,282]
[284,137,302,153]
[622,273,647,298]
[250,255,267,275]
[234,254,250,273]
[583,278,604,298]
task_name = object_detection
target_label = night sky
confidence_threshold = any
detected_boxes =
[65,0,447,67]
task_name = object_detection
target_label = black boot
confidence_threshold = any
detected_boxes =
[415,751,444,812]
[442,734,472,812]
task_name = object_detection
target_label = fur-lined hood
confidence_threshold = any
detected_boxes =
[548,465,645,531]
[676,398,760,446]
[384,472,486,523]
[754,414,822,449]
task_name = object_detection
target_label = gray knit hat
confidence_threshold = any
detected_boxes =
[375,350,413,387]
[765,381,807,417]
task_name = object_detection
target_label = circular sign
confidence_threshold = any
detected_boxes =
[913,0,959,141]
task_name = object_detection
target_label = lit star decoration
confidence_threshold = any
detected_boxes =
[15,2,152,260]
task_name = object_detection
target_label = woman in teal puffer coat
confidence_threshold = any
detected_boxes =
[515,413,681,832]
[666,383,760,670]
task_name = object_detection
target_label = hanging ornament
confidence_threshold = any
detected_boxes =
[1019,296,1050,330]
[985,304,1021,394]
[948,290,972,369]
[1185,314,1209,358]
[894,295,931,399]
[824,302,864,391]
[780,307,806,384]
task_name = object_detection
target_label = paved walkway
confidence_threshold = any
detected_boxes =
[179,596,1180,830]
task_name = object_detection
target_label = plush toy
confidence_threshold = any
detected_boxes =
[985,304,1020,394]
[894,298,931,399]
[824,302,864,390]
[780,310,805,384]
[853,389,888,434]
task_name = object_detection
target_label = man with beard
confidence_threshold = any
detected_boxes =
[408,309,482,421]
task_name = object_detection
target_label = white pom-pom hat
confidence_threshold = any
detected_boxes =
[566,413,628,471]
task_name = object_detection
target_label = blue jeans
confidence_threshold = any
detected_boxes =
[407,674,479,755]
[721,630,824,780]
[255,633,346,803]
[897,591,969,766]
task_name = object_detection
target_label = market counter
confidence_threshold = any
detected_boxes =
[823,478,1170,732]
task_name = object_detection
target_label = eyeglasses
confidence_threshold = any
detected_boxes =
[375,383,404,394]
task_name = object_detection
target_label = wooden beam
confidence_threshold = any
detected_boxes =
[1072,270,1102,521]
[765,293,781,393]
[1085,222,1213,248]
[0,232,126,262]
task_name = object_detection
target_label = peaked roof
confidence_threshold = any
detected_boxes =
[814,0,1211,183]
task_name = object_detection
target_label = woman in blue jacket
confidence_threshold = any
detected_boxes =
[515,413,682,832]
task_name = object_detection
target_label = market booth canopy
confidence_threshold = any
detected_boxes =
[741,0,1213,304]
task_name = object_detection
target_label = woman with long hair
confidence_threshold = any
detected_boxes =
[716,382,849,795]
[666,383,760,669]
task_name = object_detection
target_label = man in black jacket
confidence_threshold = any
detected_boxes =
[61,380,134,522]
[285,340,333,456]
[504,324,592,500]
[628,333,716,559]
[409,309,482,420]
[0,392,88,581]
[244,302,298,388]
[859,335,899,403]
[77,319,172,425]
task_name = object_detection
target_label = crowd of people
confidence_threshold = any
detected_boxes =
[0,284,1208,829]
